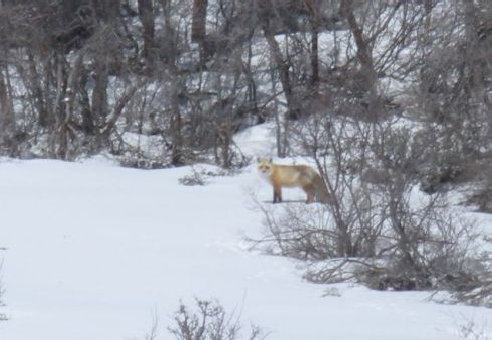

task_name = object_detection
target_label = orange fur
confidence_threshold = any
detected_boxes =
[257,158,330,204]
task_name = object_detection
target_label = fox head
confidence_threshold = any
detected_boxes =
[257,157,273,176]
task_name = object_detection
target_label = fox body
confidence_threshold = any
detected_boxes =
[257,158,330,203]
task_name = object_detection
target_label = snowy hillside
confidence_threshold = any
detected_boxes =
[0,124,491,340]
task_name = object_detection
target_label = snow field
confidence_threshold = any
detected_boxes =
[0,150,490,340]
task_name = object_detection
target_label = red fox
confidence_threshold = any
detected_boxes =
[257,157,330,204]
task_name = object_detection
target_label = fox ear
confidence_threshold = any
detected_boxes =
[269,157,273,163]
[256,156,261,162]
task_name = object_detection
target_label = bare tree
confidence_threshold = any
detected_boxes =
[258,0,301,121]
[138,0,156,70]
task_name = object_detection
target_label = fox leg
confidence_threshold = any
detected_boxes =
[303,186,315,203]
[273,185,282,203]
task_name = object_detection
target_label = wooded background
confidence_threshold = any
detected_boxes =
[0,0,490,170]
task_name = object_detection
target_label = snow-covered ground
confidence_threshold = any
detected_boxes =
[0,125,491,340]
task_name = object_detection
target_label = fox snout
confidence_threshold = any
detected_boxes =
[258,165,271,173]
[257,157,273,174]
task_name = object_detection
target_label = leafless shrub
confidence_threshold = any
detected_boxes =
[452,278,492,308]
[179,167,208,186]
[255,191,482,291]
[179,165,243,186]
[168,298,267,340]
[449,235,492,307]
[455,314,491,340]
[252,202,337,260]
[358,211,482,291]
[466,160,492,213]
[252,114,487,296]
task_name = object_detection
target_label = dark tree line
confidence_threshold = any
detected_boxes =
[0,0,490,172]
[0,0,352,166]
[0,0,255,166]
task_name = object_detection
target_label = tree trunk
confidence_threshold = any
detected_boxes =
[0,65,13,138]
[170,80,183,166]
[262,21,299,120]
[340,0,381,120]
[159,0,184,165]
[79,66,95,135]
[27,51,50,128]
[461,0,492,143]
[424,0,433,32]
[304,0,319,86]
[191,0,207,43]
[138,0,155,69]
[92,53,109,142]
